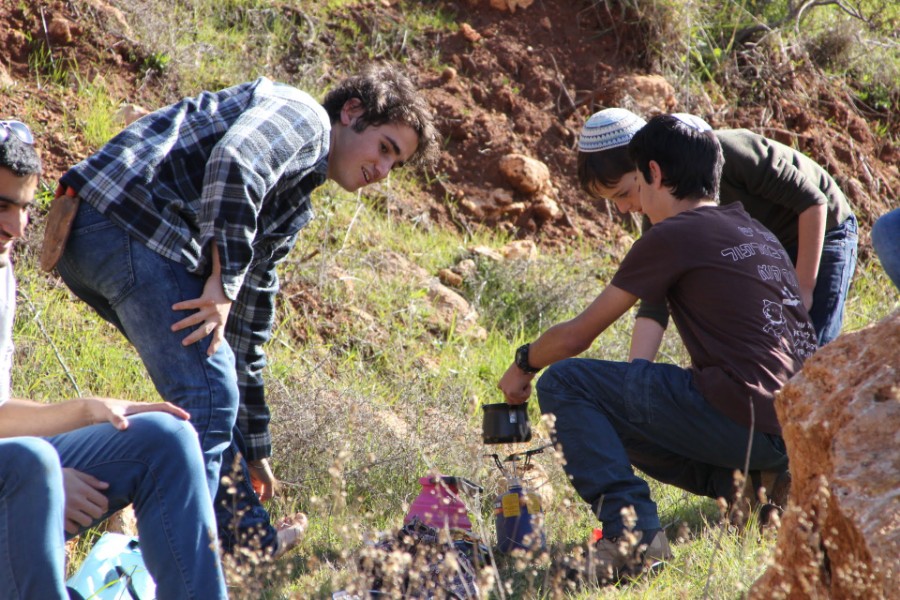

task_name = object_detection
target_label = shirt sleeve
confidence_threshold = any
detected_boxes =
[612,225,682,304]
[632,215,669,328]
[225,233,298,461]
[635,300,670,329]
[199,96,328,300]
[719,130,829,215]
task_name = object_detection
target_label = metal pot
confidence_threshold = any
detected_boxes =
[482,403,532,444]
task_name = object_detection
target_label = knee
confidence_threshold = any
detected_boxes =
[872,212,897,254]
[125,413,203,461]
[535,359,577,413]
[0,438,61,489]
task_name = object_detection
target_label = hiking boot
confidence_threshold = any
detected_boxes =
[765,469,791,508]
[734,469,791,528]
[589,528,673,585]
[742,469,791,507]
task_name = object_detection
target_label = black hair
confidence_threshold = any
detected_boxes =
[576,145,635,196]
[627,114,722,201]
[0,134,42,176]
[321,63,439,169]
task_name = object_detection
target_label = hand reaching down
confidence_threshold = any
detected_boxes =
[62,468,109,535]
[248,457,278,502]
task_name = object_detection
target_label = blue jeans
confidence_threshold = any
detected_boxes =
[57,201,239,501]
[0,438,68,599]
[58,201,276,555]
[872,208,900,291]
[786,214,858,346]
[536,359,788,537]
[0,415,227,600]
[215,428,278,554]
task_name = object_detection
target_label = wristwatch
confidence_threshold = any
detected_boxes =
[515,343,540,374]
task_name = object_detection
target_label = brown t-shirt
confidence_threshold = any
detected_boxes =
[611,203,817,435]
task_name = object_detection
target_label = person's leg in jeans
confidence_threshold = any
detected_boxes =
[215,429,277,554]
[49,413,228,600]
[57,202,238,500]
[0,438,68,600]
[536,358,788,536]
[620,429,788,507]
[872,208,900,291]
[787,215,859,346]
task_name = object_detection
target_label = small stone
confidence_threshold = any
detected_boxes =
[438,268,464,288]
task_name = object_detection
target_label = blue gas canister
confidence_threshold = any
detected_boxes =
[494,479,546,554]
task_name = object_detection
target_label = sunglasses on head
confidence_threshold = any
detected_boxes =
[0,120,35,145]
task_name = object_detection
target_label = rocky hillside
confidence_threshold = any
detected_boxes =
[1,0,898,254]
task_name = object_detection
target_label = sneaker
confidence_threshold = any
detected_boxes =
[590,528,672,585]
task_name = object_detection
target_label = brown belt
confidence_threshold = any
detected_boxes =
[39,185,80,272]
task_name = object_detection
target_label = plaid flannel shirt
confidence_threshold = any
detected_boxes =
[61,77,330,460]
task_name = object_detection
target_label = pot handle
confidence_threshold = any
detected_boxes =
[441,476,484,494]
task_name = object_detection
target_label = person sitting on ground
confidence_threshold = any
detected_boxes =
[498,115,817,583]
[47,63,439,557]
[577,108,857,349]
[0,120,228,599]
[872,207,900,291]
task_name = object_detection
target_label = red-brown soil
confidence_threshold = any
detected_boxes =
[2,0,897,253]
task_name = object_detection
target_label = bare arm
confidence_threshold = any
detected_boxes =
[0,397,190,438]
[795,203,827,310]
[499,285,638,404]
[628,317,665,362]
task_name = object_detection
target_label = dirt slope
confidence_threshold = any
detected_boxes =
[1,0,897,253]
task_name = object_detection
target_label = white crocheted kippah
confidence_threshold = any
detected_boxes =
[577,108,647,153]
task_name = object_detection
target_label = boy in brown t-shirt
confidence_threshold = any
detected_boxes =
[498,115,816,583]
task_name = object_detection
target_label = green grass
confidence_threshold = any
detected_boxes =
[5,0,899,597]
[72,77,122,149]
[15,177,896,597]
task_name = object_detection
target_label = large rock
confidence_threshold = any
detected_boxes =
[498,153,550,195]
[607,74,677,116]
[749,310,900,599]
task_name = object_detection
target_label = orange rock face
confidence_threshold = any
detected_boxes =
[749,309,900,599]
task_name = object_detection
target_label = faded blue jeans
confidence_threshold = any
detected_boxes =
[872,208,900,291]
[786,214,858,346]
[58,200,277,555]
[536,358,788,537]
[0,438,67,599]
[57,201,239,502]
[0,414,227,600]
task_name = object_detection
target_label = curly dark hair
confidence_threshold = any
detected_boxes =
[0,132,42,176]
[322,63,439,169]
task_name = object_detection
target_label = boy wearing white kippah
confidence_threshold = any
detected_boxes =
[577,108,857,349]
[499,115,816,584]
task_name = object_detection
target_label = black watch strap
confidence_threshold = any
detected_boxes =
[515,343,540,374]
